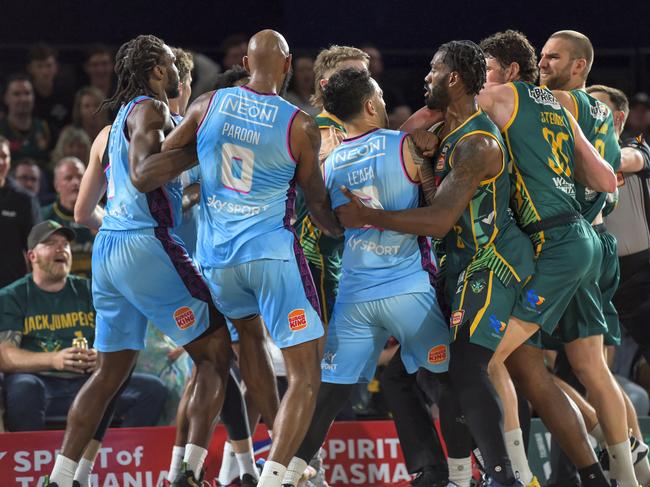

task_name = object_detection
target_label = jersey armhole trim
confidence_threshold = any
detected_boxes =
[448,130,505,184]
[569,91,580,122]
[501,83,519,133]
[286,108,301,164]
[400,133,419,185]
[196,90,219,136]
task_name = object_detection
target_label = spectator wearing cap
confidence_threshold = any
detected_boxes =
[0,136,41,289]
[42,157,95,277]
[0,74,51,166]
[0,220,167,432]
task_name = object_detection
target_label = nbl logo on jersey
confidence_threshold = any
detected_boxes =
[288,309,308,331]
[174,306,196,330]
[527,87,561,110]
[218,93,279,128]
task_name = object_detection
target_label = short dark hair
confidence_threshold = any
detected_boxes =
[212,65,250,91]
[437,40,486,96]
[587,85,629,116]
[549,30,594,78]
[480,30,539,84]
[84,44,113,63]
[4,73,32,95]
[323,68,374,122]
[28,43,57,62]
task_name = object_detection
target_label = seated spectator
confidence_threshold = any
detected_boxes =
[0,74,51,166]
[26,44,74,141]
[286,55,319,116]
[0,220,167,431]
[0,136,41,289]
[50,126,91,169]
[41,157,94,277]
[71,86,108,142]
[361,44,410,116]
[83,44,114,98]
[12,158,41,197]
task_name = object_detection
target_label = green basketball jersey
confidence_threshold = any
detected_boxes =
[502,81,580,253]
[434,109,534,287]
[0,274,95,356]
[569,89,621,223]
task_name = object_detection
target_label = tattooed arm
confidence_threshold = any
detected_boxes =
[336,133,501,237]
[401,134,439,205]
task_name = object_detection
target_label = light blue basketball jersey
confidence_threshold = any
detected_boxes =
[102,96,183,231]
[324,128,435,303]
[195,86,301,267]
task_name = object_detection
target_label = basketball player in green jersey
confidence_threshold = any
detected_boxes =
[538,30,645,485]
[335,40,537,487]
[476,30,620,487]
[293,45,369,327]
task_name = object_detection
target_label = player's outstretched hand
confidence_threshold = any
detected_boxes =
[335,186,371,229]
[411,129,440,158]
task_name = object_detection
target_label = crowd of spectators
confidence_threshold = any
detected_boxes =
[0,36,649,437]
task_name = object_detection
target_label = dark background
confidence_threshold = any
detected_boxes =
[2,0,650,106]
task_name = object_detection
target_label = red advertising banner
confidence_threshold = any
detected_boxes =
[0,421,411,486]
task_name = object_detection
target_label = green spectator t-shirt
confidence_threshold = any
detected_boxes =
[0,274,95,354]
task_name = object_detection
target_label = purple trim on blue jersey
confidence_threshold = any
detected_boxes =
[241,85,278,96]
[154,227,214,304]
[283,179,322,319]
[146,185,175,228]
[341,127,380,143]
[196,90,218,135]
[286,108,300,164]
[417,236,437,287]
[399,133,419,185]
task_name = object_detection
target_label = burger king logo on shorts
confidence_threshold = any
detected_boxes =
[428,344,448,364]
[288,309,307,331]
[174,306,196,330]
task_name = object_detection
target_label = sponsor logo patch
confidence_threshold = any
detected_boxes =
[174,306,196,330]
[450,310,465,327]
[526,290,546,309]
[428,344,448,364]
[288,309,307,331]
[489,314,507,333]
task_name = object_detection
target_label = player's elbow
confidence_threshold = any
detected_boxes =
[130,167,152,193]
[601,171,617,193]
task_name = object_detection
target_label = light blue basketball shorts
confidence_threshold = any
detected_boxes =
[92,228,219,352]
[202,257,324,349]
[321,289,450,384]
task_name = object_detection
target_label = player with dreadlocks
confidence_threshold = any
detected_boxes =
[335,40,538,486]
[46,35,232,487]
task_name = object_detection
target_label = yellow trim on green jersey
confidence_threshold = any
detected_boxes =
[568,91,580,122]
[440,109,483,145]
[470,271,493,336]
[501,83,519,133]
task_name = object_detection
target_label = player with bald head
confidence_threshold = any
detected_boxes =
[141,29,342,487]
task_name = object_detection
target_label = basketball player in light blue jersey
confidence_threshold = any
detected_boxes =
[46,36,233,487]
[281,68,450,487]
[140,30,342,487]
